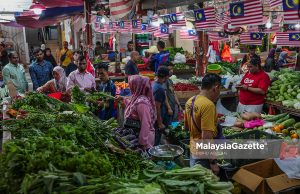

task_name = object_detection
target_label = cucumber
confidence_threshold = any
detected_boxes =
[281,119,296,128]
[294,122,300,129]
[275,115,290,124]
[265,113,288,122]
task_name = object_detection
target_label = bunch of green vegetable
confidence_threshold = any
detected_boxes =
[218,61,241,75]
[266,69,300,109]
[169,122,189,140]
[165,47,184,60]
[173,63,190,70]
[142,164,234,194]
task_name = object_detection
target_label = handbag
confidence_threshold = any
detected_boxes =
[60,50,68,62]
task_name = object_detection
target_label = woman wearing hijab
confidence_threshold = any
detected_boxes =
[37,66,67,94]
[115,75,156,150]
[264,48,275,72]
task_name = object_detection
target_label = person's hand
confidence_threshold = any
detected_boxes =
[98,100,104,107]
[114,95,124,103]
[168,108,173,116]
[158,123,166,131]
[84,88,92,93]
[240,85,248,91]
[210,163,220,175]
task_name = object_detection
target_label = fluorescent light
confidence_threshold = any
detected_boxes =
[266,21,272,29]
[295,23,300,29]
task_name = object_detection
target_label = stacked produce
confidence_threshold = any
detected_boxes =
[165,47,184,60]
[174,83,199,91]
[173,63,194,71]
[1,92,233,194]
[218,61,241,75]
[266,69,300,110]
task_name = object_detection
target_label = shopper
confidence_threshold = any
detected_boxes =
[276,51,288,69]
[2,52,28,94]
[153,66,170,145]
[264,48,275,72]
[95,63,116,120]
[241,45,257,73]
[66,56,96,93]
[0,42,9,68]
[44,48,57,67]
[29,48,53,90]
[125,51,139,75]
[37,66,67,94]
[60,41,73,68]
[184,73,222,174]
[164,64,182,122]
[150,41,170,72]
[237,54,270,113]
[115,75,156,150]
[94,41,106,57]
[65,51,82,76]
[125,41,134,57]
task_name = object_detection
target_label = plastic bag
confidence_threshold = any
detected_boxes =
[174,53,186,64]
[122,56,131,64]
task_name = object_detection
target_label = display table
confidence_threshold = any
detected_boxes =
[265,101,300,117]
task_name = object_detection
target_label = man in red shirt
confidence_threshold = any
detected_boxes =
[237,54,270,113]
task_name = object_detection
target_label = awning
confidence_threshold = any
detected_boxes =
[15,6,84,28]
[39,0,83,8]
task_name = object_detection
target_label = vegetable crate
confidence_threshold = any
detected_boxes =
[225,130,281,168]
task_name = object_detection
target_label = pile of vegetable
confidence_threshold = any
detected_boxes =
[174,83,199,91]
[165,47,184,60]
[168,122,189,141]
[218,61,241,75]
[266,69,300,110]
[1,93,234,194]
[173,63,193,71]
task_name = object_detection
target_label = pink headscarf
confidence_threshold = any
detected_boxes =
[124,75,157,125]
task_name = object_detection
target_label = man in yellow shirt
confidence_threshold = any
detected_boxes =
[184,73,221,174]
[60,41,73,68]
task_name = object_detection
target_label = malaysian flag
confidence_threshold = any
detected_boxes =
[169,12,186,29]
[276,32,300,46]
[240,32,264,45]
[194,7,216,29]
[179,30,199,41]
[216,12,231,27]
[109,0,137,20]
[107,22,116,33]
[208,32,230,41]
[153,24,169,39]
[131,19,142,33]
[282,0,299,24]
[229,0,264,27]
[268,0,281,9]
[283,24,300,32]
[117,21,131,33]
[147,15,159,33]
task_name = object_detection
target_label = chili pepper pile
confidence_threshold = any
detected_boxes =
[174,83,199,91]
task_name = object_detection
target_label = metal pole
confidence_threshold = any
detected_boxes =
[267,33,270,53]
[84,0,92,46]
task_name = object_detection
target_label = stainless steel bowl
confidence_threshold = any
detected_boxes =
[148,144,184,161]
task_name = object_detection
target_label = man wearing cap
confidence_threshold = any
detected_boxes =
[153,66,170,145]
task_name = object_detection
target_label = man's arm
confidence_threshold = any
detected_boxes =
[29,66,39,90]
[155,101,164,129]
[2,68,10,85]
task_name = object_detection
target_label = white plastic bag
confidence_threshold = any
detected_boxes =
[174,53,186,64]
[122,56,131,64]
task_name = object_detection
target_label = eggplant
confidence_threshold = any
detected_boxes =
[124,134,137,141]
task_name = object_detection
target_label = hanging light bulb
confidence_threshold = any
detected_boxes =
[295,23,300,29]
[266,21,272,29]
[29,2,46,15]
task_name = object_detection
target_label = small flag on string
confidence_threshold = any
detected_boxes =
[147,15,159,33]
[216,12,231,27]
[207,31,229,41]
[229,0,264,26]
[117,21,131,33]
[194,7,216,29]
[131,19,142,33]
[153,24,169,38]
[248,24,281,33]
[240,32,264,45]
[179,29,199,41]
[282,0,299,24]
[277,32,300,46]
[168,12,186,29]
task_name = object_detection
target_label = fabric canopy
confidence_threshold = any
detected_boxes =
[39,0,83,8]
[15,6,84,28]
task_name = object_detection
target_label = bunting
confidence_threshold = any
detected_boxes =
[208,31,230,41]
[194,7,216,29]
[179,29,199,41]
[282,0,300,23]
[240,32,264,45]
[277,32,300,46]
[153,24,169,38]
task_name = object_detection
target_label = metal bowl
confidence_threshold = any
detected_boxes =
[148,144,184,161]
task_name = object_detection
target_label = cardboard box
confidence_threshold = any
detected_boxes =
[233,159,300,194]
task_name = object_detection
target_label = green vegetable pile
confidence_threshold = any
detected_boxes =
[169,122,189,141]
[266,69,300,109]
[218,61,241,75]
[142,165,233,194]
[1,93,234,194]
[165,47,184,60]
[173,63,191,71]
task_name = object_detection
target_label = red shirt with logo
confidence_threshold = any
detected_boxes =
[239,70,270,105]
